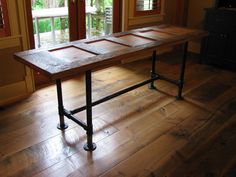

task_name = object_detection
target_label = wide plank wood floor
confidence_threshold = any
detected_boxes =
[1,51,236,177]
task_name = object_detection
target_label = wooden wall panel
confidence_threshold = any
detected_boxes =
[0,0,34,106]
[122,0,165,31]
[0,46,25,86]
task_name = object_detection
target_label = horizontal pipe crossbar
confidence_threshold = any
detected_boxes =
[70,76,160,115]
[63,109,88,130]
[70,74,181,116]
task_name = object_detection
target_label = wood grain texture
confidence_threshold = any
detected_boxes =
[14,25,208,80]
[135,29,176,40]
[49,46,97,62]
[115,34,156,46]
[86,39,131,54]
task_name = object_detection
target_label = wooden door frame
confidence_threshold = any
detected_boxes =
[69,0,86,41]
[70,0,122,40]
[113,0,122,33]
[0,0,11,37]
[173,0,189,26]
[25,0,35,49]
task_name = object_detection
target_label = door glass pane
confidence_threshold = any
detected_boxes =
[136,0,159,11]
[31,0,69,48]
[86,0,113,38]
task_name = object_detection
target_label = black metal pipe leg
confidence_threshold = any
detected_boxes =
[56,79,68,130]
[83,70,96,151]
[149,50,157,89]
[177,42,188,100]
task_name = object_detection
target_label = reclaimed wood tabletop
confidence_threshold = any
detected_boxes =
[14,24,208,80]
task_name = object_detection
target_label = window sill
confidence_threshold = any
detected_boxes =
[128,13,164,26]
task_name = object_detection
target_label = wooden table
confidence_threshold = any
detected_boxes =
[15,24,208,151]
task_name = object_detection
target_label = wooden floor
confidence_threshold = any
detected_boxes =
[1,52,236,177]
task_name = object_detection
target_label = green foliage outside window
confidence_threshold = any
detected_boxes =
[32,0,44,10]
[33,18,69,34]
[32,0,112,36]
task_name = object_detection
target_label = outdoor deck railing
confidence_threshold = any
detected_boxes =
[32,6,97,48]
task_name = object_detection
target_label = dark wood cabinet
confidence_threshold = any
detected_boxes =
[201,8,236,69]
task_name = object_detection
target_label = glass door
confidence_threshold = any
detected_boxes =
[31,0,70,48]
[28,0,121,48]
[26,0,122,86]
[82,0,122,37]
[85,0,113,38]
